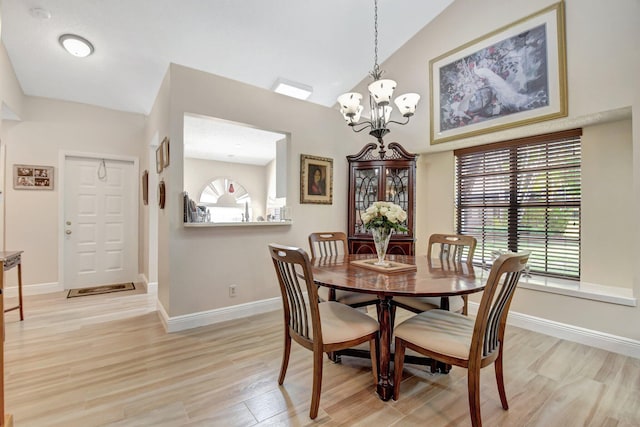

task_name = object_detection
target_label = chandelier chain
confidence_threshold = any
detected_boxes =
[337,0,419,145]
[372,0,381,79]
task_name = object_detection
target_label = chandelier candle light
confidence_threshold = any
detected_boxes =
[337,0,420,155]
[361,201,408,266]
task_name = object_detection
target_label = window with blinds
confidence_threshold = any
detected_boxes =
[454,129,582,279]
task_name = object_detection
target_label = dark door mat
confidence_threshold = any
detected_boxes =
[67,282,135,298]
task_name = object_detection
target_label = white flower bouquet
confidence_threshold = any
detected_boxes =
[361,201,408,233]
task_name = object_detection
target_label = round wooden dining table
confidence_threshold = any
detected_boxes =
[311,253,486,401]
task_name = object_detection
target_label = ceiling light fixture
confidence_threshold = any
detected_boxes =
[59,34,94,58]
[337,0,420,152]
[273,78,313,100]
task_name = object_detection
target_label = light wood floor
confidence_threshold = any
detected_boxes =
[3,287,640,426]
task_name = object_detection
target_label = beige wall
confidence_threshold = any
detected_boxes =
[0,42,23,120]
[357,0,639,155]
[1,97,145,288]
[0,0,638,342]
[418,119,633,286]
[143,67,171,307]
[582,120,633,288]
[144,0,640,338]
[146,63,360,317]
[372,0,640,340]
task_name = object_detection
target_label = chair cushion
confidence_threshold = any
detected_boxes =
[393,295,464,313]
[393,309,474,360]
[318,301,379,344]
[318,287,378,306]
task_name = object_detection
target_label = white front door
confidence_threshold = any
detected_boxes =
[63,156,137,289]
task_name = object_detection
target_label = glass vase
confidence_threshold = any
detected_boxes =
[371,228,392,266]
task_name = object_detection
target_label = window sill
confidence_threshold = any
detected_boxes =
[518,275,636,307]
[184,220,292,228]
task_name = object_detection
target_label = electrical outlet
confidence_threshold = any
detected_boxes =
[229,285,237,297]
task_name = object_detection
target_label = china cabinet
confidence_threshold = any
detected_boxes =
[347,142,417,255]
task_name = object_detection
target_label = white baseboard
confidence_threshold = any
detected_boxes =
[138,273,157,293]
[158,297,282,333]
[4,282,64,298]
[468,302,640,359]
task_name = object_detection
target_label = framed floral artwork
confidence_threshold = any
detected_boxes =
[430,2,567,144]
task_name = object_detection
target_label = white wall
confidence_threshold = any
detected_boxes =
[183,157,268,220]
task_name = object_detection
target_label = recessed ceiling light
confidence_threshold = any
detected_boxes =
[59,34,94,58]
[272,78,313,100]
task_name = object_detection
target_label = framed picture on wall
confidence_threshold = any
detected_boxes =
[429,2,567,144]
[142,170,149,205]
[300,154,333,204]
[156,145,163,173]
[13,164,54,190]
[161,137,170,168]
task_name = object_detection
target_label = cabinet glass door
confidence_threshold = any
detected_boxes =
[385,167,410,235]
[354,168,379,234]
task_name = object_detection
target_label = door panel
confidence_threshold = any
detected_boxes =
[64,157,136,289]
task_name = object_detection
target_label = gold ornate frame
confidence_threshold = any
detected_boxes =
[430,2,567,144]
[300,154,333,205]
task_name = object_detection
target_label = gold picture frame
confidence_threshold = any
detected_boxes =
[430,2,567,144]
[300,154,333,205]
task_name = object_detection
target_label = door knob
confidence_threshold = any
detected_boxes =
[66,221,72,225]
[65,230,72,235]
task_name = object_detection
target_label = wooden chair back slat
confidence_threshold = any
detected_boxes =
[308,232,349,259]
[471,252,529,361]
[269,244,320,343]
[427,233,477,263]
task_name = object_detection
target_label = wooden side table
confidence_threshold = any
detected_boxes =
[2,252,23,321]
[0,250,22,427]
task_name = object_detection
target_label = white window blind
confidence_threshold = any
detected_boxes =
[455,129,582,279]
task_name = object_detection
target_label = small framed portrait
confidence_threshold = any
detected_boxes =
[14,164,54,190]
[300,154,333,204]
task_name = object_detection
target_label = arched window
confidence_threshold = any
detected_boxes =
[199,178,251,222]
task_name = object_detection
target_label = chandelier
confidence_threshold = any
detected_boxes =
[337,0,420,147]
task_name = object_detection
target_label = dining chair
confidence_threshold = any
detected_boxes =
[392,233,477,316]
[308,232,379,309]
[268,243,379,419]
[392,251,530,427]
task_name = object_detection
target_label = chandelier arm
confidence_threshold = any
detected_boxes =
[349,122,374,133]
[386,117,411,126]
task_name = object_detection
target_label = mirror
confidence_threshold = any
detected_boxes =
[183,113,288,223]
